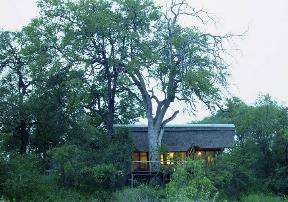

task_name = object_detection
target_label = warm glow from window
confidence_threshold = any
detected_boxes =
[160,153,174,164]
[160,154,164,164]
[167,152,174,164]
[197,151,202,156]
[206,151,215,163]
[160,152,186,164]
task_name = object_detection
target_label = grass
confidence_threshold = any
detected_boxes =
[240,193,288,202]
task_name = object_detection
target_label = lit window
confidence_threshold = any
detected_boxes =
[160,152,187,164]
[206,151,216,163]
[167,152,174,164]
[132,152,148,171]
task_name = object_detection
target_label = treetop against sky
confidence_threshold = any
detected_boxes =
[1,0,287,122]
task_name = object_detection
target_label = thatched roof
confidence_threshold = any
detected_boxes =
[115,124,236,152]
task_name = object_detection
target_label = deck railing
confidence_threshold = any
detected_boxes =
[130,160,187,187]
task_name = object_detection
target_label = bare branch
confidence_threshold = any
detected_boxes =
[162,110,179,127]
[130,72,153,119]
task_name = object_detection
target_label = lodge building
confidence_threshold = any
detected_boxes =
[117,124,236,173]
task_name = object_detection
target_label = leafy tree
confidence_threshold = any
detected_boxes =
[34,0,231,170]
[121,0,231,170]
[1,0,145,157]
[201,95,288,198]
[1,2,143,199]
[9,0,231,172]
[36,0,145,140]
[46,127,134,199]
[270,128,288,193]
[0,31,36,154]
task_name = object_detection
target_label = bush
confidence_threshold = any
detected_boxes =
[207,148,259,200]
[166,159,218,202]
[48,144,83,188]
[80,164,118,190]
[1,154,53,201]
[46,128,134,200]
[112,185,164,202]
[269,166,288,194]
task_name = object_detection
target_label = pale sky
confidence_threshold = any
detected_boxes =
[1,0,288,123]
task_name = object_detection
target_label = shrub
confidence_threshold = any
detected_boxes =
[269,166,288,194]
[112,185,164,202]
[46,128,134,200]
[48,144,83,188]
[166,159,218,202]
[207,148,259,200]
[80,164,118,190]
[1,154,53,201]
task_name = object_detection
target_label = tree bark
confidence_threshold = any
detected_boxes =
[17,66,32,154]
[19,121,30,154]
[148,125,161,172]
[130,71,180,172]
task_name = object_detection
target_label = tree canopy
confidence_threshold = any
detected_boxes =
[200,95,288,199]
[3,0,277,201]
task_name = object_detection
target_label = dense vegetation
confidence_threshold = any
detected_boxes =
[0,0,288,201]
[111,95,288,202]
[201,95,288,201]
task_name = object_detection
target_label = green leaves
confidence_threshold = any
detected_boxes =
[80,164,118,189]
[166,159,218,202]
[201,96,288,199]
[0,154,52,201]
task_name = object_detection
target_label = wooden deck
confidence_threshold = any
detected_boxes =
[130,160,180,187]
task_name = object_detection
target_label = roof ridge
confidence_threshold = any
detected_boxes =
[114,123,235,128]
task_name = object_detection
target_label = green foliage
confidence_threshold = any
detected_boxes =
[207,148,257,199]
[269,166,288,194]
[3,0,288,200]
[1,154,54,201]
[201,95,288,199]
[0,125,134,201]
[41,189,96,202]
[166,159,218,202]
[0,158,6,195]
[45,128,133,200]
[80,164,118,189]
[240,193,288,202]
[104,128,135,171]
[112,185,163,202]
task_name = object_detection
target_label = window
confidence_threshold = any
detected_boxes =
[132,152,148,171]
[206,151,216,163]
[160,152,186,164]
[193,150,217,163]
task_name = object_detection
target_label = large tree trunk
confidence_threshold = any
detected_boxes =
[17,69,31,154]
[18,120,30,154]
[106,96,115,142]
[130,73,179,173]
[148,125,161,172]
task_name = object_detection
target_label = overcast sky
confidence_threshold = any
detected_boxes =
[1,0,288,122]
